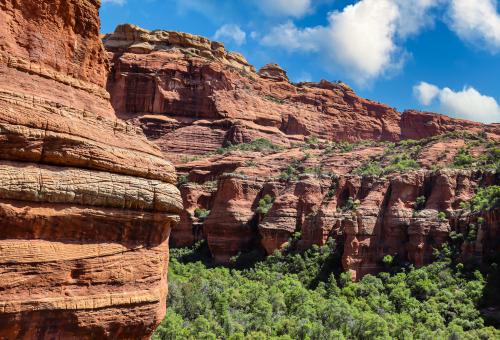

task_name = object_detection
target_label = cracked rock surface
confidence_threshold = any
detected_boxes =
[0,0,181,338]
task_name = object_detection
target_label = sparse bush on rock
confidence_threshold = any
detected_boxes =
[194,208,211,221]
[256,195,274,216]
[216,139,283,155]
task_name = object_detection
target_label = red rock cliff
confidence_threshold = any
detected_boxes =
[103,24,499,279]
[104,25,499,162]
[0,1,181,338]
[104,24,406,161]
[172,138,498,280]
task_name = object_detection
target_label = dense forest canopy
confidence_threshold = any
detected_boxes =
[154,186,500,340]
[154,245,499,339]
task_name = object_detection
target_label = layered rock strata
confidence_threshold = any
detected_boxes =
[104,24,499,163]
[0,0,181,338]
[171,137,499,280]
[103,24,499,279]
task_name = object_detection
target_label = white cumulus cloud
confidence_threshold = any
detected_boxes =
[447,0,500,52]
[413,82,441,105]
[324,0,401,82]
[102,0,126,5]
[214,24,246,46]
[260,21,323,52]
[414,81,500,123]
[257,0,312,18]
[260,0,439,84]
[395,0,443,38]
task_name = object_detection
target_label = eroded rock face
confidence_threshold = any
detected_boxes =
[104,25,410,162]
[166,135,499,281]
[401,110,500,140]
[103,24,499,279]
[104,24,500,165]
[327,170,498,280]
[104,24,255,73]
[258,63,289,82]
[0,1,181,338]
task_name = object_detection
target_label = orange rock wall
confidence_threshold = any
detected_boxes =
[0,1,181,338]
[103,24,499,280]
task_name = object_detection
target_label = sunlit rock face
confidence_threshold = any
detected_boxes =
[104,23,499,163]
[176,150,499,280]
[103,23,499,278]
[0,1,181,338]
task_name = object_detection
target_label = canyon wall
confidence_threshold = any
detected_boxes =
[172,140,499,279]
[104,24,499,162]
[104,24,499,279]
[0,1,181,338]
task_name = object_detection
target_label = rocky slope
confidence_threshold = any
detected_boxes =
[104,24,500,279]
[0,1,181,338]
[172,136,499,279]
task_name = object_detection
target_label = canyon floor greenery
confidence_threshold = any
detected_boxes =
[153,235,499,340]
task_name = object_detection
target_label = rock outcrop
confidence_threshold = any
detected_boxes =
[0,1,181,338]
[258,63,289,82]
[103,24,254,72]
[401,110,500,140]
[103,23,499,279]
[300,170,498,280]
[104,24,499,164]
[172,138,499,280]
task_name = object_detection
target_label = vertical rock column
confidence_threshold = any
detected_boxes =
[0,0,182,338]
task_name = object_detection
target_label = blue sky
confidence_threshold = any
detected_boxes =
[100,0,500,123]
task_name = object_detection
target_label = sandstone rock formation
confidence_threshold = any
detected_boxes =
[0,1,181,338]
[104,24,499,163]
[258,63,289,82]
[103,23,499,279]
[401,110,500,140]
[104,24,405,163]
[169,136,499,280]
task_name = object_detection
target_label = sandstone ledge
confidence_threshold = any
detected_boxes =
[103,24,255,72]
[0,52,110,99]
[0,289,162,314]
[0,161,182,213]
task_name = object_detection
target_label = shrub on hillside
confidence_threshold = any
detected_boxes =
[256,195,274,216]
[353,161,383,176]
[384,154,420,173]
[462,186,500,213]
[414,196,426,211]
[194,208,210,221]
[216,138,283,155]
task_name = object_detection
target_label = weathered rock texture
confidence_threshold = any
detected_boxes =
[0,1,181,338]
[104,24,500,163]
[104,24,500,279]
[170,138,498,280]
